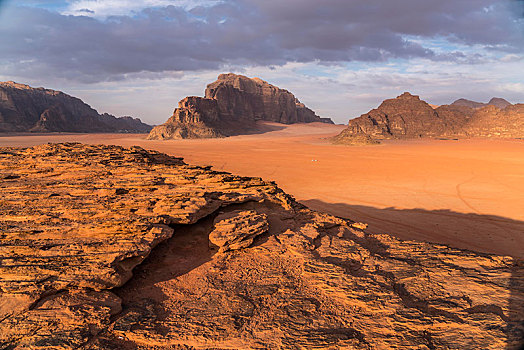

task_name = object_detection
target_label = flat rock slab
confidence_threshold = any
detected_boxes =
[0,143,522,349]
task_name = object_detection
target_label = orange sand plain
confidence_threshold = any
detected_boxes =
[1,122,523,258]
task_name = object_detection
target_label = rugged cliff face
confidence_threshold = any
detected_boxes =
[339,92,469,140]
[205,73,326,124]
[0,143,522,349]
[148,74,333,140]
[334,93,521,143]
[461,104,524,138]
[0,81,152,133]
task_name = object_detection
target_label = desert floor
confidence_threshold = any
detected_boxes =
[2,122,523,258]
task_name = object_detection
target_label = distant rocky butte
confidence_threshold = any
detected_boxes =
[148,73,333,140]
[1,143,522,349]
[334,92,522,143]
[451,97,512,109]
[0,81,152,133]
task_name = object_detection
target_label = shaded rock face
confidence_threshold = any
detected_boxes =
[147,96,225,139]
[0,81,152,133]
[335,92,521,142]
[331,125,380,145]
[148,73,333,140]
[1,143,523,349]
[340,92,470,140]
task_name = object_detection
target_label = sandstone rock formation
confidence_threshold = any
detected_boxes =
[148,73,333,139]
[460,104,524,138]
[331,126,380,145]
[334,92,522,143]
[1,143,522,349]
[335,92,470,142]
[0,81,152,133]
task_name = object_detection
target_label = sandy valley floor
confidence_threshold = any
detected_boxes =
[2,122,523,258]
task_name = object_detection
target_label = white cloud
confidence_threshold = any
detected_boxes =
[62,0,221,18]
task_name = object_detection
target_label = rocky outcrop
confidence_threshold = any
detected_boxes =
[331,126,380,145]
[336,92,470,141]
[1,143,522,349]
[0,81,152,133]
[209,210,269,252]
[148,73,333,139]
[334,93,521,142]
[460,104,524,138]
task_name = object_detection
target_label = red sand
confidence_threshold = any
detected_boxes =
[2,122,523,257]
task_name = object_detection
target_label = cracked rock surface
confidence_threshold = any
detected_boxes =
[0,143,522,349]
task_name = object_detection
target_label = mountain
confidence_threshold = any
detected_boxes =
[0,81,152,133]
[334,93,522,143]
[450,98,487,109]
[336,92,471,140]
[451,97,512,109]
[148,73,333,140]
[460,104,524,138]
[1,143,521,349]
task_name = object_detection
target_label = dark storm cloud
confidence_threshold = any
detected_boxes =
[0,0,522,82]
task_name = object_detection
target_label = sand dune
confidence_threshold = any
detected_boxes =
[1,122,523,257]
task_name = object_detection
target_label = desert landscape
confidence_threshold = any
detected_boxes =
[1,124,523,259]
[1,0,524,349]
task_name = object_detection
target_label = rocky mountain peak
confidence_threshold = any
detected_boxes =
[148,74,333,140]
[488,97,512,109]
[397,92,420,100]
[334,93,522,144]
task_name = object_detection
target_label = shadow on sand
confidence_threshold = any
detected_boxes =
[301,199,524,349]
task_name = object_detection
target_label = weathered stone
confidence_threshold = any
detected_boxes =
[0,143,522,349]
[0,81,152,133]
[460,104,524,138]
[335,92,523,141]
[148,73,333,140]
[209,210,269,252]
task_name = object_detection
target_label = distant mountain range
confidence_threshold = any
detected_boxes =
[333,93,523,144]
[0,81,152,133]
[148,73,333,140]
[450,97,512,109]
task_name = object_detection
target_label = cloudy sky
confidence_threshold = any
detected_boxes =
[0,0,523,124]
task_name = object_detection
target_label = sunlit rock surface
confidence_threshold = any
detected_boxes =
[335,92,523,142]
[0,143,522,349]
[148,74,333,140]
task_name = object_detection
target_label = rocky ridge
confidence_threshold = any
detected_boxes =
[148,73,333,140]
[0,143,522,349]
[0,81,152,133]
[451,97,512,109]
[334,92,522,143]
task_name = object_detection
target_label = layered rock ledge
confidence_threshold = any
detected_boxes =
[148,73,333,140]
[0,143,522,349]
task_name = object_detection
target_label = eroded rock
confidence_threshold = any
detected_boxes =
[0,143,522,349]
[209,210,269,252]
[0,81,152,133]
[148,73,333,140]
[335,92,523,142]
